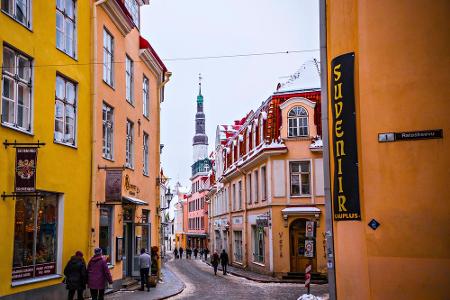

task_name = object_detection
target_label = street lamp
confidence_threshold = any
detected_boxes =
[160,187,173,211]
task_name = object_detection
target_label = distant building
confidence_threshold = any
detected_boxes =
[209,60,327,279]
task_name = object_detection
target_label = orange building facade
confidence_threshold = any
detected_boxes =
[91,0,169,287]
[323,0,450,299]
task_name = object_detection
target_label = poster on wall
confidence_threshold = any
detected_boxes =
[330,52,361,221]
[105,170,122,202]
[15,148,38,192]
[305,221,315,238]
[304,240,315,258]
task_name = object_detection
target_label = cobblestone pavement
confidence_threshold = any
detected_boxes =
[166,258,329,300]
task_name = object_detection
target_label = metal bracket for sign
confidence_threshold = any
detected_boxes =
[3,139,46,149]
[1,191,42,200]
[97,165,126,171]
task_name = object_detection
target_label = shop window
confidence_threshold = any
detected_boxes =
[288,106,309,137]
[1,46,32,132]
[12,195,58,281]
[252,226,264,263]
[234,231,243,262]
[99,206,113,263]
[290,161,311,196]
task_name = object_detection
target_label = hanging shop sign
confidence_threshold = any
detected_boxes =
[305,221,315,238]
[105,170,123,202]
[256,215,269,227]
[15,148,38,192]
[330,52,361,221]
[304,240,315,258]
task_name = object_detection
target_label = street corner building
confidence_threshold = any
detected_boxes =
[208,60,328,280]
[0,0,92,298]
[91,0,170,289]
[322,0,450,299]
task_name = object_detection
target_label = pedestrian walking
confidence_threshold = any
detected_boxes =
[139,248,151,292]
[193,248,198,259]
[64,251,87,300]
[186,247,192,259]
[220,249,229,275]
[211,251,220,276]
[204,248,209,260]
[179,247,184,259]
[87,248,113,300]
[173,248,179,259]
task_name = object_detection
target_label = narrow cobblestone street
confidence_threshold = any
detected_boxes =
[167,258,328,300]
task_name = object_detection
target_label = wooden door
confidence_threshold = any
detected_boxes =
[290,219,316,272]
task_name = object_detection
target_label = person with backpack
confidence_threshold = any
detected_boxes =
[64,251,87,300]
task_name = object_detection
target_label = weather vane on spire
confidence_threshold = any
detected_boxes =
[198,73,202,95]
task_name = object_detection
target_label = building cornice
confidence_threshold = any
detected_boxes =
[99,0,134,36]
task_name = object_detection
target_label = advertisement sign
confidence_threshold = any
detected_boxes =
[305,221,315,238]
[12,263,56,281]
[105,170,122,202]
[15,148,37,192]
[304,240,314,258]
[330,52,361,221]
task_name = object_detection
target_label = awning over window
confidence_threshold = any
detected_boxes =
[122,195,147,205]
[281,207,321,216]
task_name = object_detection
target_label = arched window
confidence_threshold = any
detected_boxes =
[288,106,308,137]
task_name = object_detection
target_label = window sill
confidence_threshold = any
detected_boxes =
[1,10,33,32]
[143,115,150,121]
[56,47,77,61]
[102,156,115,162]
[103,80,115,90]
[54,140,77,149]
[11,274,62,287]
[285,136,310,141]
[143,172,149,177]
[1,123,33,136]
[125,165,134,171]
[251,261,265,267]
[290,195,312,198]
[126,100,135,108]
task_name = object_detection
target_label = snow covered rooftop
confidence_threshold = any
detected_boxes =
[276,59,321,93]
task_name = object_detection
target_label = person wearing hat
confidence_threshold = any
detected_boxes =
[87,248,113,300]
[64,251,87,300]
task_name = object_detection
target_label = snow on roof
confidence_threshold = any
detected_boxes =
[281,207,322,214]
[276,59,321,93]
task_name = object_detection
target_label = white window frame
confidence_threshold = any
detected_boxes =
[143,132,149,175]
[246,173,252,204]
[102,102,114,160]
[261,166,267,201]
[56,0,76,58]
[288,106,309,137]
[125,120,134,168]
[238,180,242,210]
[233,231,243,263]
[259,117,264,143]
[143,75,149,117]
[253,226,264,263]
[289,161,311,196]
[125,55,133,104]
[1,0,32,28]
[54,74,77,147]
[1,46,32,133]
[124,0,139,28]
[102,28,114,87]
[232,183,236,211]
[254,170,259,203]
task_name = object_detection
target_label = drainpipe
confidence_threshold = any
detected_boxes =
[319,0,337,299]
[89,0,107,257]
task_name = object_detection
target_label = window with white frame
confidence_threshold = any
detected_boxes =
[125,55,133,103]
[246,130,250,153]
[102,103,114,159]
[290,161,311,196]
[238,180,242,210]
[232,183,236,211]
[288,106,309,137]
[246,173,252,204]
[56,0,76,57]
[1,46,32,132]
[143,75,149,117]
[1,0,31,28]
[125,120,134,168]
[234,231,243,262]
[254,170,259,203]
[143,132,149,175]
[261,166,267,201]
[103,29,114,86]
[252,226,264,263]
[259,117,264,143]
[54,75,77,146]
[252,123,257,148]
[124,0,139,28]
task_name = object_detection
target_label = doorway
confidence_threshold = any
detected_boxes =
[122,223,133,277]
[289,219,316,272]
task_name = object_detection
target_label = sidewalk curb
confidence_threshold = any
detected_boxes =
[155,260,186,300]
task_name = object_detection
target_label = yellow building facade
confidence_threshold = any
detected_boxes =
[0,0,92,298]
[323,0,450,299]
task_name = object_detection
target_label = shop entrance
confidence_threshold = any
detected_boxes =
[289,218,316,272]
[122,223,133,278]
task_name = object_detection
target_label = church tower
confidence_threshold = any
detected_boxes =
[192,74,208,162]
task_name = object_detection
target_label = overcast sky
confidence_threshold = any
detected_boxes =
[141,0,319,189]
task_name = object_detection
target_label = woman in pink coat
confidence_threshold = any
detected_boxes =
[87,248,113,300]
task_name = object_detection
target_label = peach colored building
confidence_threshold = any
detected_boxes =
[209,61,327,280]
[91,0,169,287]
[322,0,450,299]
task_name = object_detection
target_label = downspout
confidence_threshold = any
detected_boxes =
[89,0,107,257]
[319,0,337,299]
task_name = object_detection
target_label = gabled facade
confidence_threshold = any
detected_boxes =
[209,60,327,279]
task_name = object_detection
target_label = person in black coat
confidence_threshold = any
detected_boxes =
[64,251,87,300]
[220,249,229,275]
[193,248,198,259]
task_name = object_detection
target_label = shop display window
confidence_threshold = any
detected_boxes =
[99,206,113,263]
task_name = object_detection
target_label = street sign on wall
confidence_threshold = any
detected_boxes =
[330,52,361,221]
